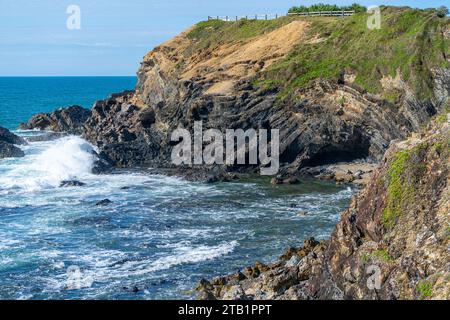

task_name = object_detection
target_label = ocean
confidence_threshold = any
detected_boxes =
[0,77,137,130]
[0,77,353,299]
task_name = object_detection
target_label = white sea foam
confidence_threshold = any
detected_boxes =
[0,136,96,192]
[113,241,238,277]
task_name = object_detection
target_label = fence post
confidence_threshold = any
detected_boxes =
[276,13,278,19]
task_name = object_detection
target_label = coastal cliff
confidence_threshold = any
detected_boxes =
[92,7,449,179]
[22,7,448,182]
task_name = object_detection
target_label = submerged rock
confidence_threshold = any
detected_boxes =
[59,180,86,187]
[95,199,112,206]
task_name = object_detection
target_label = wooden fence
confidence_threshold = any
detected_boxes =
[207,10,355,21]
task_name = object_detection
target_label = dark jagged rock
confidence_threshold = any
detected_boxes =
[0,141,25,159]
[19,105,91,134]
[91,151,114,174]
[59,180,86,187]
[83,92,162,168]
[95,199,112,206]
[0,126,27,145]
[0,127,26,159]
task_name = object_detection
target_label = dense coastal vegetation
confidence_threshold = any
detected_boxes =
[12,5,449,300]
[190,7,449,103]
[288,2,366,14]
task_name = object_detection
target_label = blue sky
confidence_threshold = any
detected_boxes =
[0,0,446,76]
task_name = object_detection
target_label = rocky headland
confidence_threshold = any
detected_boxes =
[20,7,449,184]
[19,105,91,135]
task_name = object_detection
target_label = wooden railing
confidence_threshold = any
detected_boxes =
[208,14,281,21]
[207,10,355,21]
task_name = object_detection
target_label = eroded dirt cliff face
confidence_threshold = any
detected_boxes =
[80,9,449,181]
[197,119,449,300]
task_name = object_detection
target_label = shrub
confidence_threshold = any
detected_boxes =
[288,3,367,14]
[417,280,433,299]
[436,6,449,18]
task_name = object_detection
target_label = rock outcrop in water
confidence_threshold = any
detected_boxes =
[0,126,27,145]
[19,105,91,135]
[0,126,26,159]
[197,118,450,300]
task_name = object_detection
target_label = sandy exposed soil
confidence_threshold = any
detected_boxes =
[180,20,310,95]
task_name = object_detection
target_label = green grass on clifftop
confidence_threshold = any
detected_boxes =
[187,16,302,51]
[187,7,448,102]
[263,6,449,101]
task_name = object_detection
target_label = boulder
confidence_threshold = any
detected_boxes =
[25,132,67,142]
[59,180,86,187]
[0,141,25,159]
[19,105,91,134]
[0,126,27,145]
[95,199,112,206]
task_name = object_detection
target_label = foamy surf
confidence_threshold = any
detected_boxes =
[0,135,97,192]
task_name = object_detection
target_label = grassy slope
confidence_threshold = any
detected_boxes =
[186,16,302,52]
[266,7,449,101]
[187,7,449,103]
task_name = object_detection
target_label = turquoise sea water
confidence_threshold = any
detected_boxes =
[0,77,353,299]
[0,77,137,130]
